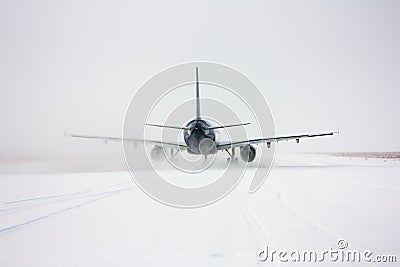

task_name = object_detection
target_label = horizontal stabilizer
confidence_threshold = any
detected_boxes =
[208,122,251,130]
[145,123,190,130]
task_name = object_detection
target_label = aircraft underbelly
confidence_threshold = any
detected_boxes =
[185,131,216,155]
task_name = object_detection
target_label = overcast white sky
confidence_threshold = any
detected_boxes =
[0,0,400,163]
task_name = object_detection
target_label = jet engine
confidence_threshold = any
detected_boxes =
[240,145,256,162]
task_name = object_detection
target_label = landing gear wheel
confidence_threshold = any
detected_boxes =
[226,157,238,165]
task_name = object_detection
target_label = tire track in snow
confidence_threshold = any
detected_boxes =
[240,192,280,267]
[348,181,400,191]
[277,188,342,241]
[277,189,359,266]
[5,190,91,204]
[0,177,166,235]
[0,187,132,235]
[0,175,163,217]
[0,182,133,214]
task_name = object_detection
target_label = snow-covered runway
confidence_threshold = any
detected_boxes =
[0,155,398,266]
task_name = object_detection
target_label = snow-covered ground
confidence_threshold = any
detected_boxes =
[0,154,399,266]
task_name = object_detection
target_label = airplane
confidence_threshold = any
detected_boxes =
[68,67,338,163]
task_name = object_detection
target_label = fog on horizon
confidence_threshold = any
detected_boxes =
[0,1,399,172]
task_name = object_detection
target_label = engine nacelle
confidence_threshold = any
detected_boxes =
[240,145,256,162]
[151,146,164,161]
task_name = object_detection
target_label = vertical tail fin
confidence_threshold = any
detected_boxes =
[195,67,201,119]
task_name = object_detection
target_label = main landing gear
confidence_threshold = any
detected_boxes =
[225,147,238,164]
[170,148,180,162]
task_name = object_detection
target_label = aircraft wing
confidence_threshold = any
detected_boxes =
[66,133,187,150]
[216,131,338,150]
